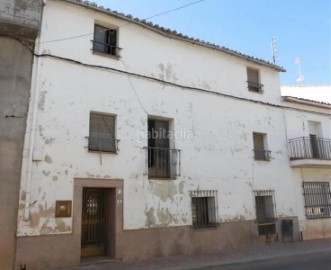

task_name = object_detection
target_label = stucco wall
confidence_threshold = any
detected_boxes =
[0,37,34,270]
[13,1,331,269]
[15,0,300,237]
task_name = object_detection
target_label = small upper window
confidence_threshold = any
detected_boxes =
[247,67,263,93]
[93,25,119,56]
[253,132,271,161]
[89,113,117,153]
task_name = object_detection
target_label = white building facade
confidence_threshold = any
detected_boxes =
[15,0,331,269]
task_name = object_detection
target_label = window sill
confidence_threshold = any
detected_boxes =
[88,149,118,155]
[306,216,331,220]
[254,158,271,162]
[192,224,218,230]
[148,176,176,180]
[248,88,264,94]
[91,49,120,60]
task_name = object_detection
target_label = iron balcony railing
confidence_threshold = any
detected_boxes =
[254,150,271,161]
[288,137,331,160]
[146,147,181,179]
[247,81,264,93]
[91,40,122,57]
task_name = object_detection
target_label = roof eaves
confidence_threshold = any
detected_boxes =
[282,96,331,109]
[60,0,286,72]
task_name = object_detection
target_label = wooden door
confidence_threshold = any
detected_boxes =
[81,188,107,257]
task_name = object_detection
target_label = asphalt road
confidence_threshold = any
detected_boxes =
[196,251,331,270]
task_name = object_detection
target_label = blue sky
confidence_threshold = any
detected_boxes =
[95,0,331,85]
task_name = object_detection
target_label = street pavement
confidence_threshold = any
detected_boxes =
[198,251,331,269]
[61,238,331,270]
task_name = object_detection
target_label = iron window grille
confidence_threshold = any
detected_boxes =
[190,190,218,229]
[254,190,277,235]
[303,182,331,219]
[88,113,117,153]
[92,25,122,57]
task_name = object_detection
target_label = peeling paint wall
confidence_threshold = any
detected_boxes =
[16,0,330,245]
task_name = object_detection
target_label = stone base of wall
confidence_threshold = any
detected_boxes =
[15,216,301,270]
[303,218,331,240]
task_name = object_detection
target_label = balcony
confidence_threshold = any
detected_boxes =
[288,137,331,168]
[146,147,181,179]
[247,81,264,93]
[254,150,271,161]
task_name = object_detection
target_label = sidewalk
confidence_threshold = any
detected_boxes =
[61,238,331,270]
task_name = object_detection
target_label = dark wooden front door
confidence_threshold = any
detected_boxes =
[81,188,107,257]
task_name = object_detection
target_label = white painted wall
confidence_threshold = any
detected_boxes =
[17,0,331,236]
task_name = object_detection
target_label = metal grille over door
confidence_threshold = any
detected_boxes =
[81,188,107,257]
[254,190,277,235]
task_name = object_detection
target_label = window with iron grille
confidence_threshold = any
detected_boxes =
[253,133,271,161]
[89,113,116,153]
[247,67,263,93]
[93,24,119,56]
[190,190,218,229]
[303,182,331,219]
[254,190,277,235]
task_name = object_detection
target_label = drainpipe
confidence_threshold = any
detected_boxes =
[23,53,41,221]
[22,2,45,221]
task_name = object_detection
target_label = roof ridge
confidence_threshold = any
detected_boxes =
[282,96,331,106]
[282,85,331,87]
[61,0,285,72]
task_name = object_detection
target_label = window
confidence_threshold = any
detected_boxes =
[93,24,119,56]
[247,67,263,93]
[253,133,271,161]
[303,182,331,219]
[89,113,116,152]
[254,190,276,235]
[190,190,218,229]
[146,118,180,179]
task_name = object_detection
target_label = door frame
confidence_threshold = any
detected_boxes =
[73,178,123,260]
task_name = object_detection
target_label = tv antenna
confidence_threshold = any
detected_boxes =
[295,57,304,85]
[271,36,278,64]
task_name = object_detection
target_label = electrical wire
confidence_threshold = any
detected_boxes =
[38,0,206,44]
[30,52,331,117]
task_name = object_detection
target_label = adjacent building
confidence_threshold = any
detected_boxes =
[0,0,42,269]
[281,85,331,104]
[0,0,329,269]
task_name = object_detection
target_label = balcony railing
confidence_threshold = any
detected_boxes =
[247,81,264,93]
[91,40,122,57]
[146,147,181,179]
[254,150,271,161]
[288,137,331,160]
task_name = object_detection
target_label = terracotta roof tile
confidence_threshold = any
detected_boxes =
[62,0,286,72]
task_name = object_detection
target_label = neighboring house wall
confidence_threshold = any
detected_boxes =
[0,1,42,269]
[13,1,331,269]
[283,104,331,240]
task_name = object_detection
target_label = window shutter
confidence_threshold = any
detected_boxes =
[247,68,259,83]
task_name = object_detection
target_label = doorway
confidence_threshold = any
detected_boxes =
[81,188,108,257]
